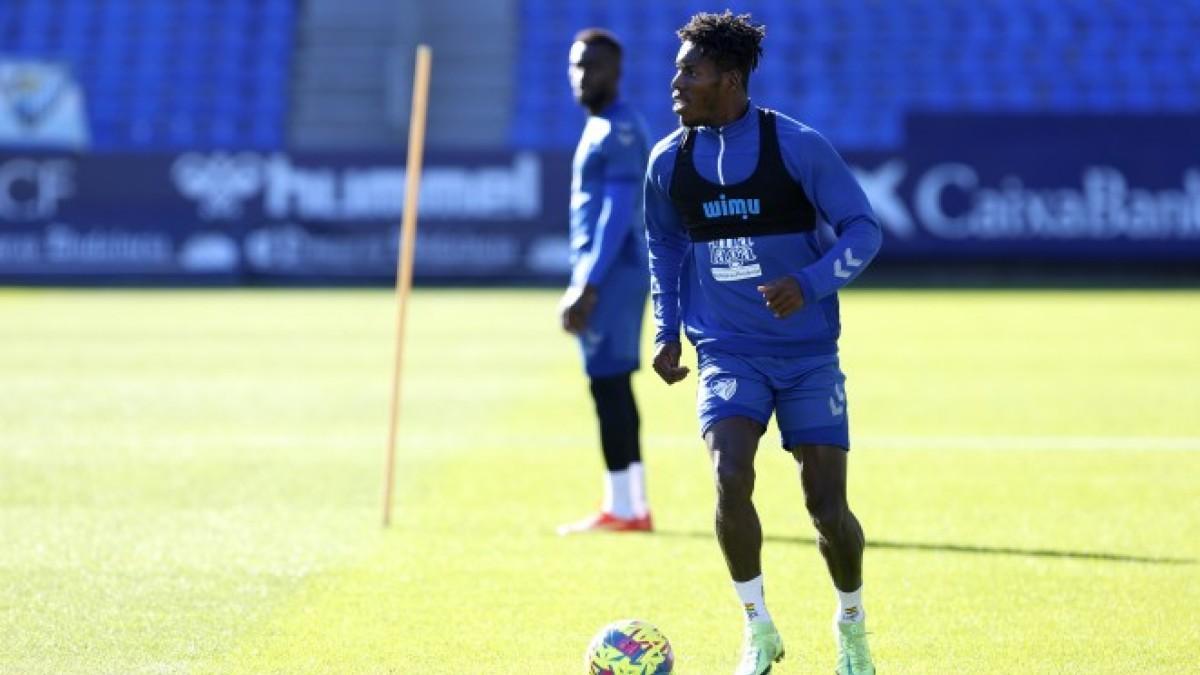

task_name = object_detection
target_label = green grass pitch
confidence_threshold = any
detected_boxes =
[2,287,1198,674]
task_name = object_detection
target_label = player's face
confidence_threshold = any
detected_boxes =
[569,41,618,112]
[671,40,729,127]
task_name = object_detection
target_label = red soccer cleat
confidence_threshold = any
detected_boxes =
[634,512,654,532]
[557,511,654,536]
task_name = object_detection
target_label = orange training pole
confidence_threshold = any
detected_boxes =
[382,44,432,527]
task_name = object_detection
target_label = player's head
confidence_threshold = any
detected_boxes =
[672,11,765,127]
[569,28,623,114]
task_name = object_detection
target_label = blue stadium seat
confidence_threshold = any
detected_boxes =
[0,0,298,150]
[513,0,1200,151]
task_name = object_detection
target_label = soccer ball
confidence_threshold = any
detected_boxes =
[584,618,674,674]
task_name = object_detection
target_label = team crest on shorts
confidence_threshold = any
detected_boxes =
[710,378,738,401]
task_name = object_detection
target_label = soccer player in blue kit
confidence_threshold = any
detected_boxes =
[557,29,655,535]
[644,12,879,675]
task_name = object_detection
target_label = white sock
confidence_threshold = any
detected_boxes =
[603,469,633,518]
[628,461,648,517]
[734,575,773,624]
[836,585,865,623]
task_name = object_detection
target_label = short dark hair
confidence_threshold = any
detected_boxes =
[573,27,623,60]
[677,11,765,90]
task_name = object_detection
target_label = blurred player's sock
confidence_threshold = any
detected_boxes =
[628,461,648,518]
[734,575,773,624]
[603,468,634,519]
[836,585,864,623]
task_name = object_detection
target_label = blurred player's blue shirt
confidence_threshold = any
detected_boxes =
[644,104,882,356]
[570,99,651,287]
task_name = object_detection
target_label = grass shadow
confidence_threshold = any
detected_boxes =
[653,530,1196,566]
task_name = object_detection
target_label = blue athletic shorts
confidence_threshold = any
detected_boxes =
[696,349,850,450]
[576,265,649,378]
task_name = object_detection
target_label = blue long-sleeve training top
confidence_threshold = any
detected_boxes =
[569,99,652,288]
[644,103,882,356]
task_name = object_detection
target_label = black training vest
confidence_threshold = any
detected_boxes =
[669,108,817,243]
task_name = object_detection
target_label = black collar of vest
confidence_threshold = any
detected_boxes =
[668,107,818,243]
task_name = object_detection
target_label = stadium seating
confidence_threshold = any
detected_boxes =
[0,0,295,150]
[5,0,1197,152]
[513,0,1200,150]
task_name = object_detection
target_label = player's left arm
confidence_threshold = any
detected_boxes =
[560,177,636,334]
[576,120,645,289]
[562,121,645,332]
[781,125,883,305]
[576,180,638,288]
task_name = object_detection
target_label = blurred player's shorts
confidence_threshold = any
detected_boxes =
[576,262,650,378]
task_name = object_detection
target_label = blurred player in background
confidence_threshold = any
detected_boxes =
[644,11,880,675]
[556,28,654,535]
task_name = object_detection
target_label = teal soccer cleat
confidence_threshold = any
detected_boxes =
[834,620,876,675]
[734,621,785,675]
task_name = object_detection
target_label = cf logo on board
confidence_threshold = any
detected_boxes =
[0,158,74,220]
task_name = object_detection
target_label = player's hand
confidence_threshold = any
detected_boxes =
[559,284,598,335]
[652,341,690,385]
[756,275,805,318]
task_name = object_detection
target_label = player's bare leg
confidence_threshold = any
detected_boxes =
[792,444,864,590]
[792,443,874,675]
[706,417,784,674]
[707,417,766,582]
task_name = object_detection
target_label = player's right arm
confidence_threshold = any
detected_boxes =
[644,136,691,384]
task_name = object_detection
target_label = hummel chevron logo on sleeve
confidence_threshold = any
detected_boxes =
[833,248,863,279]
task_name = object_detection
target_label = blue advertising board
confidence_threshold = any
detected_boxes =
[852,115,1200,263]
[0,150,575,283]
[1,115,1197,283]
